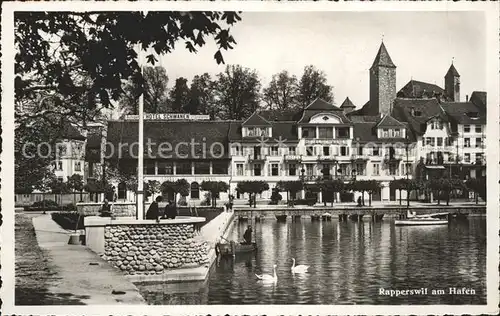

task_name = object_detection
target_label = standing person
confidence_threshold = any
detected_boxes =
[242,225,252,245]
[146,196,162,220]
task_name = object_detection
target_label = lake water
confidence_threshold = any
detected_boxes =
[136,216,487,305]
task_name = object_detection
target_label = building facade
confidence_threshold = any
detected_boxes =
[80,42,486,205]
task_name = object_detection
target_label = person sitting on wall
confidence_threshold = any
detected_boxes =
[100,199,112,217]
[242,225,253,245]
[165,200,178,219]
[146,196,162,220]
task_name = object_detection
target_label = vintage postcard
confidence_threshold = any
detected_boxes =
[1,1,499,315]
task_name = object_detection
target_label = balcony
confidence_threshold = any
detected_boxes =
[247,154,267,162]
[384,154,402,163]
[284,154,302,162]
[300,174,355,182]
[316,155,337,162]
[350,154,369,161]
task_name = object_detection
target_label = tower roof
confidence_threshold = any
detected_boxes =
[340,97,356,109]
[446,64,460,77]
[371,42,396,69]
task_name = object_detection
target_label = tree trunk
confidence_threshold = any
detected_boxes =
[253,194,257,208]
[399,189,402,205]
[475,192,478,204]
[80,190,83,202]
[437,191,441,205]
[407,189,410,208]
[362,191,365,206]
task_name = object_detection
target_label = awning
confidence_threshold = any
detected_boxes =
[425,165,446,170]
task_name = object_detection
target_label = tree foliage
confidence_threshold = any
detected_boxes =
[466,177,486,203]
[200,181,229,207]
[275,180,303,201]
[169,77,191,113]
[214,65,261,120]
[298,65,334,107]
[161,179,190,204]
[186,73,218,117]
[16,11,241,112]
[236,181,269,208]
[263,70,299,111]
[119,66,170,115]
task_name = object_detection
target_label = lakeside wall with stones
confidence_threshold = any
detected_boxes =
[103,224,209,275]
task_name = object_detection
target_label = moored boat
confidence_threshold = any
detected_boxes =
[216,241,258,257]
[395,217,448,226]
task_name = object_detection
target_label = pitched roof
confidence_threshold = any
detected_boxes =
[105,121,232,159]
[304,98,341,111]
[446,64,460,77]
[440,102,486,125]
[258,109,302,121]
[242,112,271,126]
[61,122,85,141]
[397,80,445,99]
[376,114,407,128]
[228,121,299,143]
[371,42,396,69]
[392,98,446,137]
[348,115,381,123]
[340,97,356,109]
[470,91,486,109]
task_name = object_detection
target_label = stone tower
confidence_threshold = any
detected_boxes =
[445,63,460,102]
[369,42,397,115]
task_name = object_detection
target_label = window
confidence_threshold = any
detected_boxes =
[75,161,81,171]
[318,127,333,138]
[306,164,314,176]
[389,163,399,176]
[464,153,471,163]
[194,162,210,174]
[394,129,401,137]
[340,146,349,156]
[236,164,244,176]
[475,153,483,163]
[289,164,297,176]
[247,127,255,136]
[373,147,380,156]
[234,146,242,156]
[355,163,365,176]
[288,146,296,155]
[383,128,389,138]
[259,128,268,137]
[253,146,262,158]
[323,146,330,156]
[271,146,279,156]
[177,162,192,175]
[464,138,471,148]
[337,127,349,138]
[358,146,364,156]
[143,160,155,174]
[157,161,174,175]
[302,127,316,139]
[475,125,482,133]
[212,162,228,174]
[372,163,380,176]
[57,161,63,170]
[464,125,470,133]
[475,138,483,148]
[306,146,314,156]
[190,182,200,199]
[437,137,443,147]
[271,163,279,176]
[118,182,127,200]
[254,164,262,176]
[425,137,433,146]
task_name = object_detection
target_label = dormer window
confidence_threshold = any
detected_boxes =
[410,108,422,117]
[467,112,478,119]
[322,116,329,121]
[248,127,255,136]
[383,128,389,138]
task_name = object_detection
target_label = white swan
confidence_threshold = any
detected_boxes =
[255,264,277,282]
[291,258,309,273]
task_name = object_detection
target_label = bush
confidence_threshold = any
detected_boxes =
[340,192,354,202]
[269,191,283,205]
[32,200,59,208]
[200,192,211,206]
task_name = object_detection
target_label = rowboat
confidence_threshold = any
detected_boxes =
[216,241,258,257]
[395,217,448,226]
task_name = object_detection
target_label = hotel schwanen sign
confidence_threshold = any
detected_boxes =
[125,113,210,121]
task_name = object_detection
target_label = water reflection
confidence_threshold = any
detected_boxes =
[136,217,486,305]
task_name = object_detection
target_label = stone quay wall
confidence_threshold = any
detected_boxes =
[103,223,209,275]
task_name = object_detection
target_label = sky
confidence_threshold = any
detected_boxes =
[153,11,486,110]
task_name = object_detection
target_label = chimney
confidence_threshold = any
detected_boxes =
[466,95,469,102]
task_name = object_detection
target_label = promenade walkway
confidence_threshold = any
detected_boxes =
[31,214,145,305]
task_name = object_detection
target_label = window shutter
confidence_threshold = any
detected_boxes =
[333,146,339,156]
[346,146,350,156]
[267,164,271,176]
